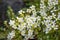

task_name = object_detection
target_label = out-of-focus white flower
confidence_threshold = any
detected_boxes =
[17,25,25,31]
[40,10,47,17]
[52,13,56,18]
[53,6,57,11]
[18,10,25,14]
[44,19,50,25]
[40,0,46,9]
[48,0,58,6]
[40,4,46,9]
[48,0,55,9]
[30,5,35,10]
[32,10,37,16]
[26,17,34,24]
[48,0,53,5]
[9,20,15,26]
[30,17,36,22]
[24,35,29,40]
[45,27,51,34]
[58,12,60,20]
[16,17,24,22]
[18,10,23,14]
[28,29,33,38]
[17,23,26,31]
[47,16,52,20]
[54,0,58,5]
[30,5,35,9]
[26,9,32,13]
[12,25,17,29]
[21,30,26,36]
[37,16,41,21]
[7,30,15,40]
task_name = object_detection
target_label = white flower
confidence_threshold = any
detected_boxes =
[26,18,34,24]
[17,23,26,31]
[44,19,50,25]
[26,9,32,13]
[9,20,15,26]
[18,10,23,14]
[12,25,17,29]
[45,28,51,34]
[58,12,60,20]
[48,0,53,5]
[40,10,47,16]
[17,25,24,31]
[21,30,26,36]
[7,30,15,40]
[30,17,36,22]
[30,5,35,9]
[40,3,45,9]
[17,17,24,22]
[24,35,29,40]
[18,10,25,14]
[32,10,37,16]
[47,16,52,20]
[28,29,33,38]
[37,16,41,21]
[52,13,56,18]
[30,5,35,10]
[48,0,58,6]
[54,0,58,5]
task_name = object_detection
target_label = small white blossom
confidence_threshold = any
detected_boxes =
[21,30,26,36]
[17,25,25,31]
[7,30,15,40]
[58,12,60,20]
[18,10,25,14]
[26,9,32,13]
[45,28,51,34]
[16,17,24,22]
[28,29,33,39]
[30,5,35,10]
[30,5,35,9]
[9,20,15,26]
[12,25,17,29]
[52,13,56,18]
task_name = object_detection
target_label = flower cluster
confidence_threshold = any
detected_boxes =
[40,0,59,34]
[7,0,59,40]
[8,5,41,40]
